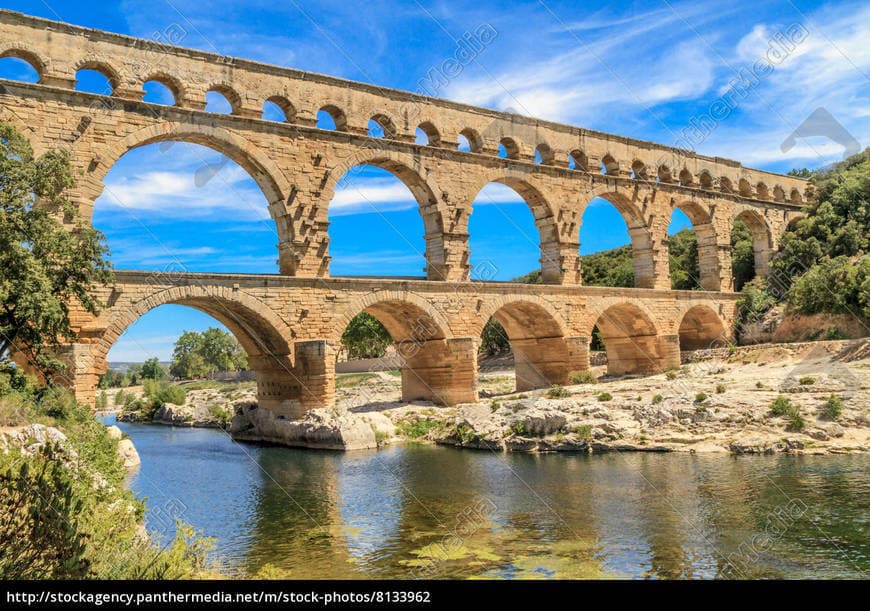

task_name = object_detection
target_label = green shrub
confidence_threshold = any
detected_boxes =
[665,370,678,380]
[373,428,390,446]
[397,418,441,439]
[453,424,478,445]
[786,409,805,432]
[0,363,37,400]
[715,383,726,394]
[568,370,597,385]
[798,376,815,386]
[0,444,90,579]
[546,385,571,399]
[770,396,794,416]
[114,389,126,405]
[652,394,663,404]
[597,392,612,402]
[819,394,844,421]
[825,327,846,340]
[694,392,708,403]
[96,391,108,411]
[207,404,231,428]
[143,380,186,407]
[490,400,501,413]
[39,387,78,420]
[571,424,593,440]
[508,421,527,436]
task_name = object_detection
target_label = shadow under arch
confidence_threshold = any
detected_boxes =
[584,189,657,288]
[479,297,573,391]
[334,292,474,405]
[678,304,729,351]
[323,153,450,281]
[591,302,670,376]
[96,285,295,370]
[469,173,561,283]
[93,283,303,412]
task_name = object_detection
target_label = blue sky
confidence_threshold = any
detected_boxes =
[1,0,867,362]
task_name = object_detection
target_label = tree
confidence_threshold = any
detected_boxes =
[169,331,205,379]
[668,228,700,290]
[731,219,756,292]
[0,122,113,376]
[340,313,392,359]
[480,318,510,356]
[140,357,167,380]
[169,328,247,379]
[198,327,247,374]
[580,244,635,287]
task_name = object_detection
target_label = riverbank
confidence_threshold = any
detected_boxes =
[111,338,870,456]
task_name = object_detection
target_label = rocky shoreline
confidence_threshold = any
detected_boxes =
[110,339,870,456]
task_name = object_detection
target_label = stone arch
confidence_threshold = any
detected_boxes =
[590,302,667,376]
[734,208,773,280]
[470,172,561,283]
[264,95,296,122]
[317,103,348,131]
[480,298,572,391]
[671,200,721,291]
[535,142,555,165]
[369,112,398,138]
[569,149,588,171]
[96,285,294,368]
[631,159,649,180]
[322,151,449,280]
[772,184,786,202]
[333,290,453,341]
[678,168,694,186]
[499,137,520,159]
[720,176,734,193]
[698,170,714,189]
[73,58,120,93]
[142,72,185,105]
[416,120,441,146]
[83,122,291,241]
[0,46,45,80]
[584,188,657,288]
[755,181,770,200]
[738,178,753,197]
[458,127,483,153]
[790,187,803,205]
[658,164,674,183]
[206,82,242,114]
[334,292,472,405]
[601,153,619,175]
[678,304,728,351]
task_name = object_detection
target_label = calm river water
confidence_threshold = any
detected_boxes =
[104,415,869,579]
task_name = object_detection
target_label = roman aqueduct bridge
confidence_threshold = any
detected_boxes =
[0,11,809,415]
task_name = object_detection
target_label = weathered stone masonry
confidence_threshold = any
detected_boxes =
[0,11,806,416]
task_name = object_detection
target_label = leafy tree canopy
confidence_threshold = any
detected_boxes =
[0,122,112,375]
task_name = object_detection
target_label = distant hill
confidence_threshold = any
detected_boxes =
[106,361,170,373]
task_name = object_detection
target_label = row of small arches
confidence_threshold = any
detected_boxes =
[0,48,804,204]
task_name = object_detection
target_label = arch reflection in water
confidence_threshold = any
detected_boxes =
[110,417,870,579]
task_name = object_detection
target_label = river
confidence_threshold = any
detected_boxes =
[103,415,869,579]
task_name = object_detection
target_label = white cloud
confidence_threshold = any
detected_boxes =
[330,180,418,216]
[98,164,271,221]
